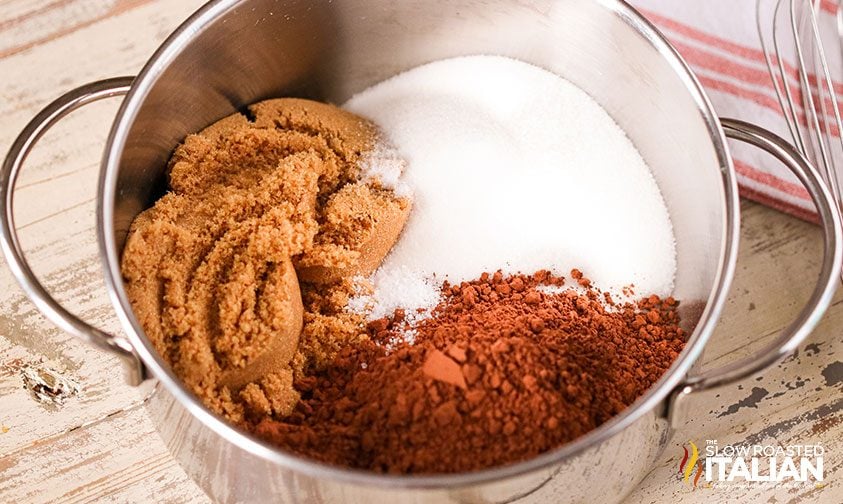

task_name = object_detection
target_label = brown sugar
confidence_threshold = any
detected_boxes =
[121,98,411,422]
[253,270,685,473]
[296,182,412,284]
[218,259,303,392]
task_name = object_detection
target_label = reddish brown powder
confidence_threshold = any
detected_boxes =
[253,270,685,474]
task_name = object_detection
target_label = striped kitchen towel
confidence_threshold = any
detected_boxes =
[629,0,842,221]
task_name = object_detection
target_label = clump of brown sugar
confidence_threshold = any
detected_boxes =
[253,269,685,473]
[121,98,411,423]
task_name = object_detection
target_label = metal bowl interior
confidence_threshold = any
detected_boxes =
[98,0,738,491]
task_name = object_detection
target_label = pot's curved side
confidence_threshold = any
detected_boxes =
[146,383,671,503]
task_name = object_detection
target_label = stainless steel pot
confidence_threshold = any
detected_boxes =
[2,1,842,502]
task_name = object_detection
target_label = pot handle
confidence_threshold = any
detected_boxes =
[669,118,842,423]
[0,77,145,385]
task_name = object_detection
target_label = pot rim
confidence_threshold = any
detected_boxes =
[97,0,740,489]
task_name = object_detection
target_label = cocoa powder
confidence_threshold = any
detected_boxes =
[253,270,685,473]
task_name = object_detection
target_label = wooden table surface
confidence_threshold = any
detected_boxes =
[1,1,842,502]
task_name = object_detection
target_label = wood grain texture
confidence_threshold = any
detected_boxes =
[0,405,209,504]
[0,1,841,503]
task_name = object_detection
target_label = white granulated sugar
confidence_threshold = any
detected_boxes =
[359,144,413,198]
[535,284,569,296]
[344,55,676,319]
[348,267,440,323]
[535,281,634,313]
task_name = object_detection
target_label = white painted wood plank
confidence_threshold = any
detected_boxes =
[0,1,119,55]
[0,0,203,457]
[0,0,61,23]
[0,405,209,503]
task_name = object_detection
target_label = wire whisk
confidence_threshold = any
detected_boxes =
[757,0,843,219]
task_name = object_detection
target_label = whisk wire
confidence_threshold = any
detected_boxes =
[758,0,843,224]
[807,0,843,199]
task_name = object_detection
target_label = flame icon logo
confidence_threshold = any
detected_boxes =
[678,441,704,487]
